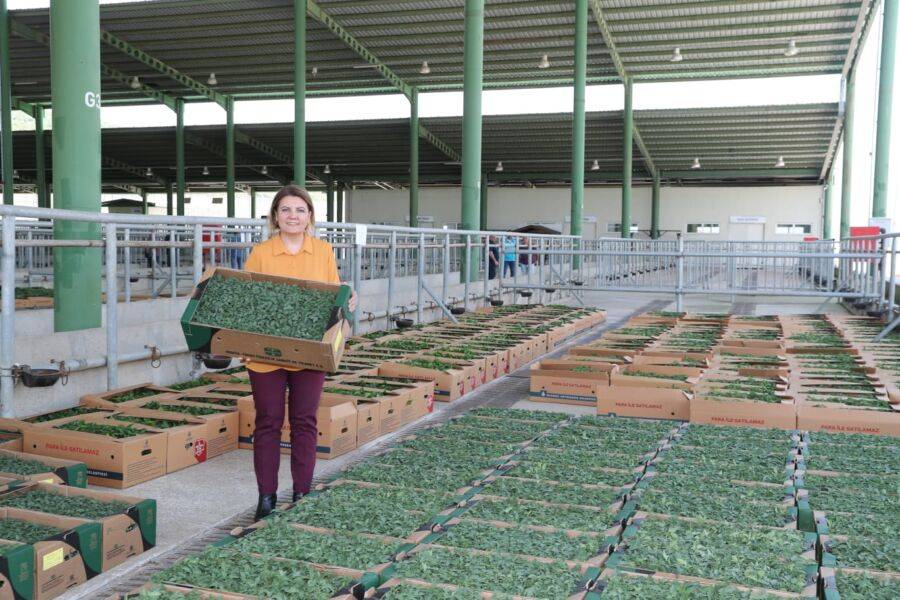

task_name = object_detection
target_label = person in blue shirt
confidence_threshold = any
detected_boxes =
[502,235,517,277]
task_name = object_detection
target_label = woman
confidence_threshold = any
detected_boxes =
[243,184,357,520]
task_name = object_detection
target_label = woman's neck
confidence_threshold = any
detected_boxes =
[280,230,305,252]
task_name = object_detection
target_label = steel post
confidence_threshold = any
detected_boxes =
[141,190,148,215]
[51,0,102,332]
[0,215,15,416]
[165,183,173,216]
[352,241,361,335]
[622,78,634,239]
[409,88,419,228]
[123,227,131,303]
[326,178,334,223]
[570,0,587,255]
[464,234,471,311]
[294,0,306,185]
[0,0,12,207]
[193,223,203,284]
[176,99,186,216]
[461,0,484,281]
[889,236,897,313]
[170,231,177,299]
[417,233,425,322]
[483,235,490,306]
[105,223,119,390]
[250,187,256,219]
[840,77,855,240]
[225,96,235,218]
[676,233,685,311]
[480,176,488,230]
[873,0,898,218]
[34,106,48,208]
[442,233,450,305]
[336,184,343,222]
[150,229,157,297]
[651,172,660,239]
[387,230,396,324]
[823,171,834,239]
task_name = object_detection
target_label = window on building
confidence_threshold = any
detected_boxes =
[687,223,720,234]
[184,197,191,204]
[607,223,639,233]
[212,197,224,205]
[776,223,812,235]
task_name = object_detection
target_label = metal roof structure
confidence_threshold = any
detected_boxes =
[7,103,837,190]
[6,0,876,104]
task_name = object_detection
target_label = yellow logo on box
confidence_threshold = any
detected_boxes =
[42,548,64,571]
[332,329,344,353]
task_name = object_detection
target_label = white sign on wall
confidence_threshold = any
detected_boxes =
[730,216,767,224]
[869,217,892,233]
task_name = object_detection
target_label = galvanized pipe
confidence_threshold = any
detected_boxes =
[105,223,119,390]
[0,215,16,417]
[417,233,425,323]
[123,228,132,303]
[55,344,189,374]
[387,230,396,322]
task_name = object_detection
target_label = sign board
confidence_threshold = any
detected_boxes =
[730,216,767,224]
[868,217,892,234]
[355,224,368,246]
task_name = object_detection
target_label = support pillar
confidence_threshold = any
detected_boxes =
[651,173,660,239]
[166,183,173,216]
[176,98,186,216]
[621,78,633,239]
[840,77,855,240]
[461,0,484,281]
[409,88,419,228]
[480,176,488,230]
[325,178,334,223]
[0,0,13,206]
[872,0,898,218]
[570,0,587,243]
[51,0,102,331]
[250,186,256,219]
[294,0,306,185]
[336,183,344,222]
[225,96,235,218]
[142,189,148,215]
[823,171,834,239]
[35,106,48,208]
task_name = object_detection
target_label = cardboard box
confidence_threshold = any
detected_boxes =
[0,507,102,599]
[356,376,435,421]
[0,449,87,488]
[316,398,357,459]
[621,363,704,379]
[0,430,22,452]
[378,360,473,403]
[596,386,690,421]
[80,383,176,410]
[529,360,617,406]
[106,410,210,474]
[355,400,381,445]
[181,267,352,372]
[22,415,168,489]
[690,395,797,430]
[127,399,239,459]
[321,386,402,434]
[795,402,900,436]
[1,482,155,572]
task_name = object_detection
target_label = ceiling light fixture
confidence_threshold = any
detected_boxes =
[784,40,799,57]
[145,167,153,177]
[202,166,210,175]
[207,72,218,86]
[538,54,550,69]
[130,76,141,90]
[591,159,600,171]
[691,157,701,169]
[261,165,268,175]
[420,61,431,75]
[12,169,18,179]
[311,66,318,76]
[775,156,786,168]
[671,47,684,63]
[324,164,331,174]
[495,161,504,172]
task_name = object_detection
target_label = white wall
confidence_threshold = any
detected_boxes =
[346,185,824,241]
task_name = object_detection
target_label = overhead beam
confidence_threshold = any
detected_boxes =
[589,0,657,179]
[102,155,168,188]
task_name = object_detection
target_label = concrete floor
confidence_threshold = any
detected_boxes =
[63,289,849,598]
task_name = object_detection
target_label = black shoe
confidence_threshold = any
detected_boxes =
[254,493,277,521]
[292,491,304,503]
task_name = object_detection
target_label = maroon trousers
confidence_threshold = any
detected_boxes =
[248,368,325,495]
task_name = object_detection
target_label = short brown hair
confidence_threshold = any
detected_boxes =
[268,184,315,237]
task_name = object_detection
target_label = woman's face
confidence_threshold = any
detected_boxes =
[276,195,311,235]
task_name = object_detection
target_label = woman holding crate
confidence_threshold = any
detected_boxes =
[243,184,357,520]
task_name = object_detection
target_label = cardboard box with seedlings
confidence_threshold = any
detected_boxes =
[104,409,210,473]
[320,384,402,434]
[125,398,239,459]
[529,360,618,407]
[22,414,168,489]
[79,383,176,410]
[181,267,352,372]
[794,399,900,436]
[379,358,476,402]
[0,507,103,600]
[353,375,434,422]
[596,371,693,421]
[0,482,155,572]
[0,449,87,488]
[0,429,22,453]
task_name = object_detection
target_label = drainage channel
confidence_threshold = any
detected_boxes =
[73,297,671,599]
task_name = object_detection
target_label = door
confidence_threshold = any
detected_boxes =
[729,222,765,241]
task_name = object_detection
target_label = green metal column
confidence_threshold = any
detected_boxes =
[480,175,488,230]
[872,0,898,218]
[570,0,587,243]
[51,0,102,331]
[325,178,334,223]
[225,96,235,218]
[0,0,13,206]
[461,0,484,281]
[409,88,419,228]
[176,99,186,216]
[621,78,633,239]
[165,183,172,216]
[651,172,660,239]
[294,0,306,186]
[840,77,855,240]
[250,186,256,219]
[34,106,48,208]
[823,171,834,239]
[141,189,148,215]
[336,183,344,222]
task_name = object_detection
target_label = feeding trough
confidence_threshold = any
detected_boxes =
[18,365,62,388]
[394,318,414,329]
[450,307,466,315]
[489,299,504,307]
[200,354,233,370]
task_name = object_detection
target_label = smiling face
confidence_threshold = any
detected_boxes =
[274,195,313,235]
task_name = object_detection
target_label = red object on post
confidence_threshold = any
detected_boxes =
[850,226,881,252]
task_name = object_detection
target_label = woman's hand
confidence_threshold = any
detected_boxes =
[348,289,358,312]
